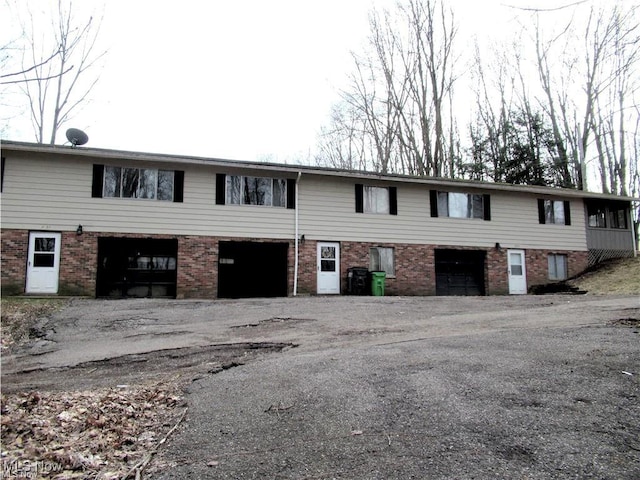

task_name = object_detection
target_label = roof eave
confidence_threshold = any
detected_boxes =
[2,140,638,202]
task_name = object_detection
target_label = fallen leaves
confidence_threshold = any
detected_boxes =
[1,298,66,351]
[1,381,184,479]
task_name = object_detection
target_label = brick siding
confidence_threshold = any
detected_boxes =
[1,228,589,298]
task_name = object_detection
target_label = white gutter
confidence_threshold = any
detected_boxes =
[293,171,302,296]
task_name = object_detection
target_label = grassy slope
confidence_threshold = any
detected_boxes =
[568,255,640,295]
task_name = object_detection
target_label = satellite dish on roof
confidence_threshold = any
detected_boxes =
[66,128,89,147]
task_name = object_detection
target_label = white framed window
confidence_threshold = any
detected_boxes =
[103,166,174,201]
[226,175,286,207]
[548,254,568,280]
[370,247,395,277]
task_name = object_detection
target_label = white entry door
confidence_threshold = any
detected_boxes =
[26,232,62,294]
[317,242,340,294]
[507,249,527,295]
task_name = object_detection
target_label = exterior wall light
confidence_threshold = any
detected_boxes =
[76,225,83,235]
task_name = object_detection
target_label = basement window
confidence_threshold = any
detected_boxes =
[548,254,568,280]
[370,247,395,277]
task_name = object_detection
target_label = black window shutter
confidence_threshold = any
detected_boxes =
[286,178,296,209]
[563,201,571,225]
[355,184,364,213]
[173,171,184,202]
[1,157,5,193]
[389,187,397,215]
[215,173,226,205]
[537,199,546,224]
[430,190,439,217]
[483,194,491,221]
[92,164,104,198]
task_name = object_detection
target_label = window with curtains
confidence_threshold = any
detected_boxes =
[355,184,398,215]
[370,247,395,276]
[430,191,491,220]
[364,186,390,214]
[548,254,568,280]
[538,199,571,225]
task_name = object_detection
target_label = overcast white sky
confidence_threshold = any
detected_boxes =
[1,0,592,162]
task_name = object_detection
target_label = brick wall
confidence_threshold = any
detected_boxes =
[1,229,29,295]
[0,228,591,298]
[177,236,218,298]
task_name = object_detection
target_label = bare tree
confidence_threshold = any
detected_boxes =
[531,2,639,193]
[316,0,459,178]
[14,0,106,144]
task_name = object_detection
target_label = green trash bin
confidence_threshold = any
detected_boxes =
[370,271,386,296]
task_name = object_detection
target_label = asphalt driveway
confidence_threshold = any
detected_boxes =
[3,295,639,478]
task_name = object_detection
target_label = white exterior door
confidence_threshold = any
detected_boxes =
[507,249,527,295]
[26,232,62,294]
[317,242,340,294]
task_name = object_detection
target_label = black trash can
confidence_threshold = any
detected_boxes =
[347,267,369,295]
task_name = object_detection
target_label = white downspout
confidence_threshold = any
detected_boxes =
[630,202,638,257]
[293,171,302,296]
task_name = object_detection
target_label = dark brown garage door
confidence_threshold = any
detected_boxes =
[435,249,486,296]
[218,241,289,298]
[97,238,178,298]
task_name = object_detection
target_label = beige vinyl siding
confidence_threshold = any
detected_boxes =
[1,155,295,239]
[298,176,587,251]
[2,153,587,250]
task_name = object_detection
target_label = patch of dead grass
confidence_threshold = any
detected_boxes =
[568,255,640,295]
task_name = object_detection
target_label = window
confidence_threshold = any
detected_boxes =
[370,247,395,277]
[537,199,571,225]
[548,254,568,280]
[364,186,390,214]
[587,202,628,229]
[355,184,398,215]
[588,205,607,228]
[225,175,287,207]
[100,166,176,201]
[216,174,295,208]
[608,208,627,229]
[430,191,490,220]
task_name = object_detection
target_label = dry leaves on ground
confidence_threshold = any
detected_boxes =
[1,299,66,351]
[1,381,184,479]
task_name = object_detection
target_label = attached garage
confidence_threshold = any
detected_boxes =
[218,241,289,298]
[435,249,486,296]
[96,238,178,298]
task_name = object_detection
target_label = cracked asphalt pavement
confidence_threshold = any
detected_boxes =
[2,295,639,478]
